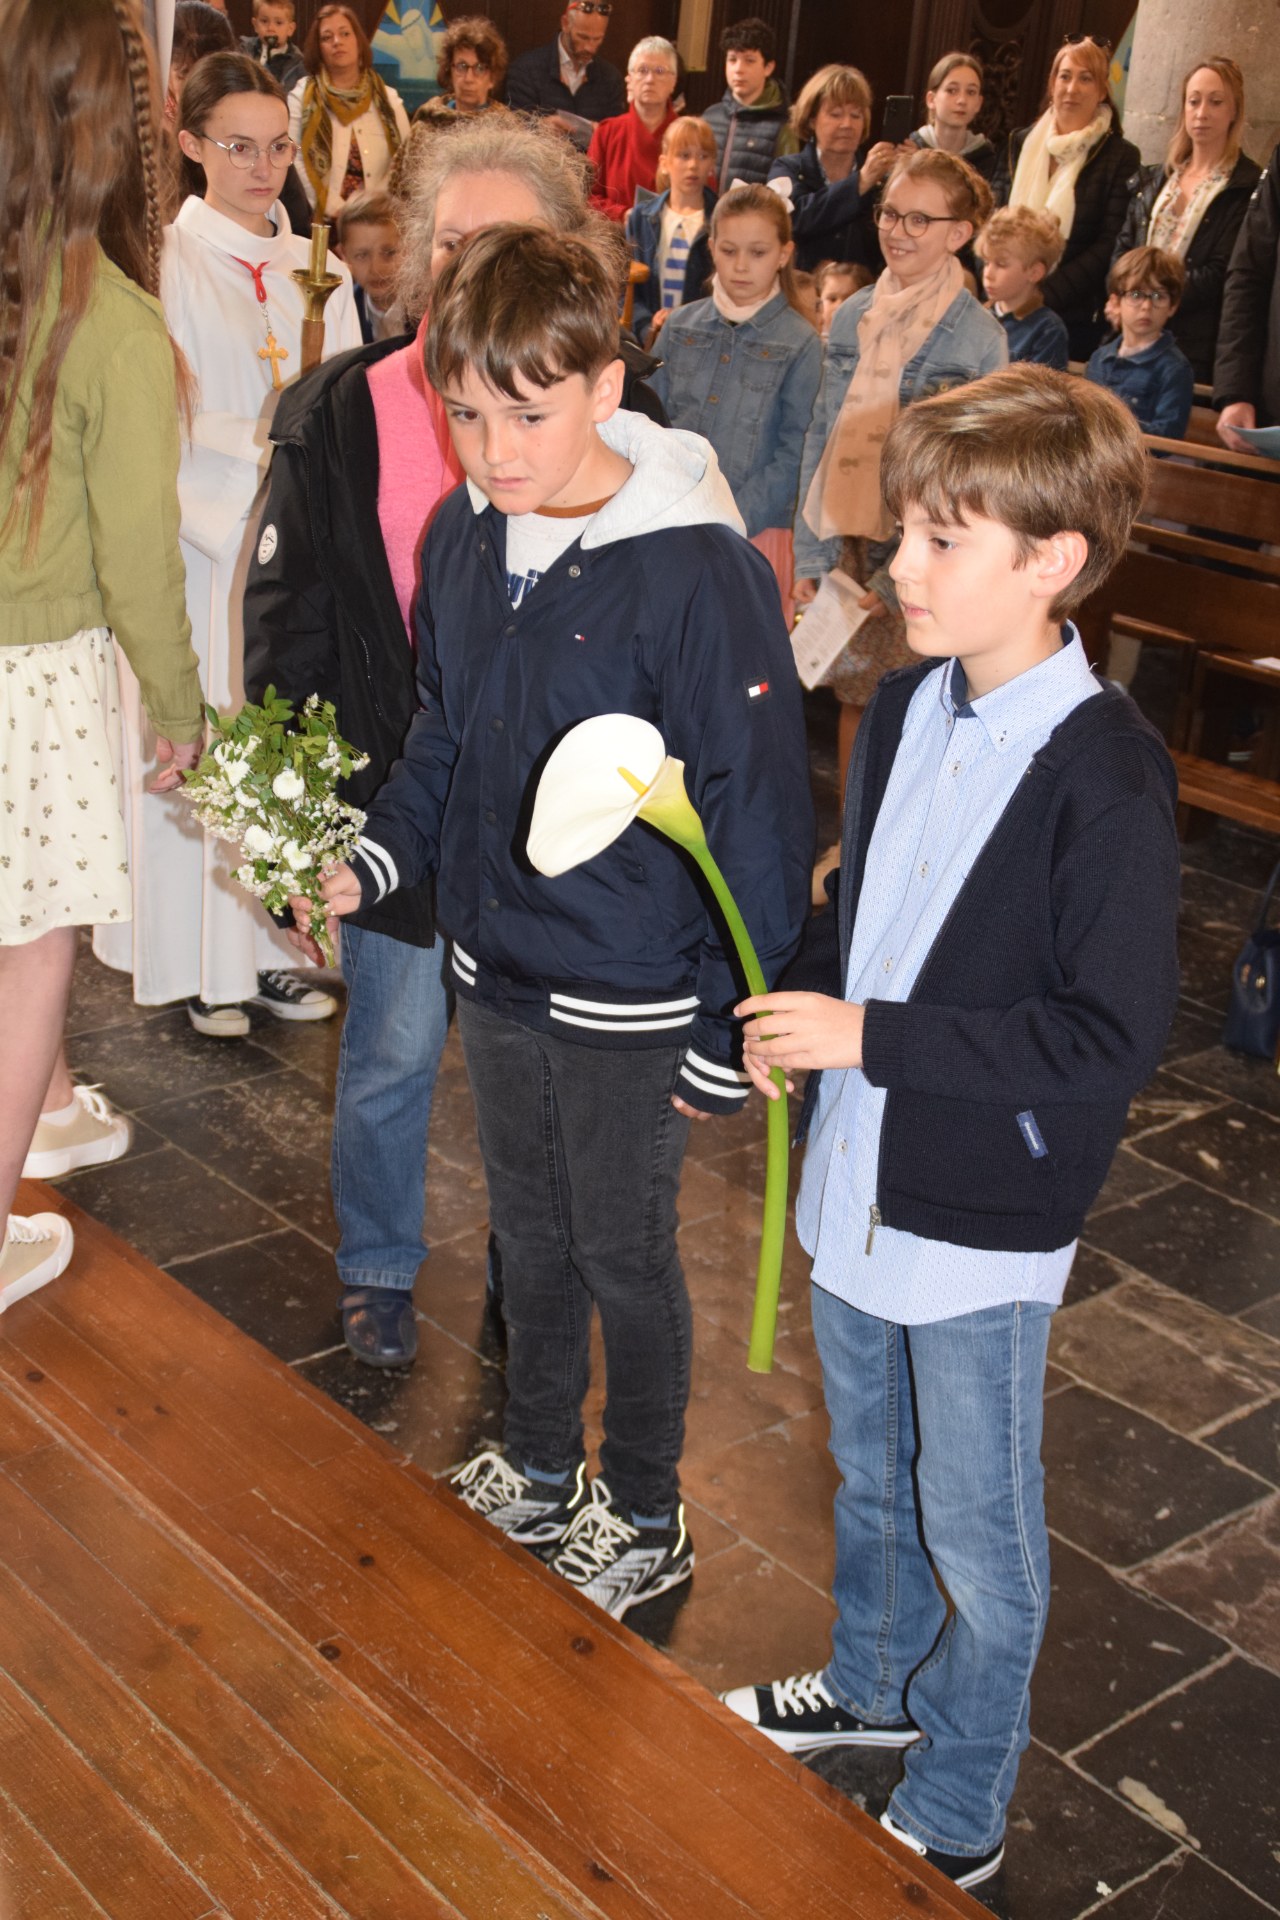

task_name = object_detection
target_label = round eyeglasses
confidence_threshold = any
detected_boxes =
[874,205,956,237]
[1120,288,1172,307]
[200,134,298,169]
[452,59,491,76]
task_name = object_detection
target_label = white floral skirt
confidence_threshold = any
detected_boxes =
[0,629,131,945]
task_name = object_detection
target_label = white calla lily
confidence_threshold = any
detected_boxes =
[527,712,789,1373]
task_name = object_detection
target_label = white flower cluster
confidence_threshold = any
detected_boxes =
[183,693,370,964]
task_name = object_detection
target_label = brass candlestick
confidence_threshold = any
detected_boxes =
[291,219,343,374]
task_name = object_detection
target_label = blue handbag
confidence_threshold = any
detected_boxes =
[1223,860,1280,1059]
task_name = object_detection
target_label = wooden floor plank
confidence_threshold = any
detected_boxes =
[0,1669,214,1920]
[0,1792,112,1920]
[0,1453,593,1920]
[0,1193,979,1920]
[0,1561,344,1920]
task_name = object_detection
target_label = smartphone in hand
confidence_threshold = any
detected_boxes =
[882,95,916,147]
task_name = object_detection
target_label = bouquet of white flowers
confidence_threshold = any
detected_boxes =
[182,689,369,966]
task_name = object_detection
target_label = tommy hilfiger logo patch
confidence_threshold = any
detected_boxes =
[745,678,771,702]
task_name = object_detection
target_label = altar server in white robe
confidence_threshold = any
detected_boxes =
[95,52,361,1036]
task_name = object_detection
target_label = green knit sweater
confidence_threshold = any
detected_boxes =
[1,247,203,743]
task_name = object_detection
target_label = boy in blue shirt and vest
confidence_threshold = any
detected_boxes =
[723,365,1180,1892]
[305,223,812,1621]
[1087,246,1196,439]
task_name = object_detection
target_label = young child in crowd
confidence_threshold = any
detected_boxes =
[704,16,797,187]
[976,206,1069,368]
[652,184,822,623]
[908,52,995,178]
[240,0,305,91]
[791,268,821,329]
[336,189,406,341]
[795,148,1006,791]
[814,258,870,337]
[625,115,718,344]
[308,224,813,1618]
[726,364,1181,1894]
[1087,245,1195,438]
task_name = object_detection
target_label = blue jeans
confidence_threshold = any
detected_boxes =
[331,923,448,1292]
[812,1285,1054,1857]
[457,999,691,1516]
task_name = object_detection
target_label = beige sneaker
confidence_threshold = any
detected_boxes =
[21,1084,132,1179]
[0,1214,74,1310]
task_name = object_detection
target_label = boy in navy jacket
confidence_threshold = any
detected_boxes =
[310,224,813,1619]
[722,366,1179,1892]
[1087,245,1195,439]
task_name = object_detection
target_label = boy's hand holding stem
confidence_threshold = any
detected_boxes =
[736,992,865,1099]
[287,858,361,965]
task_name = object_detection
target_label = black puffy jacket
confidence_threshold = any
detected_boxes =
[1213,146,1280,426]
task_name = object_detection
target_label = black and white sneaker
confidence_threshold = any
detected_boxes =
[548,1479,694,1618]
[720,1670,920,1755]
[880,1811,1004,1892]
[448,1450,588,1548]
[248,969,338,1023]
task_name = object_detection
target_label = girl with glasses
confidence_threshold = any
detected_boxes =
[95,52,361,1038]
[993,37,1139,358]
[794,149,1005,797]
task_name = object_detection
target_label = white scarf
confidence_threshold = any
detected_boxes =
[1009,104,1112,240]
[711,275,779,324]
[1148,159,1232,259]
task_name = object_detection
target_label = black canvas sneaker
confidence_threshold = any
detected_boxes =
[448,1450,588,1548]
[549,1479,694,1618]
[880,1811,1004,1891]
[248,969,338,1022]
[720,1670,920,1755]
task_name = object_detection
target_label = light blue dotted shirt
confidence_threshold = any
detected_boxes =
[797,629,1100,1324]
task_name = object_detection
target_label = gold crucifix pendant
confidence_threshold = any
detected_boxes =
[258,329,289,389]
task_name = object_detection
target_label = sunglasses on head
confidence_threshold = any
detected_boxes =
[1060,32,1112,52]
[569,3,612,13]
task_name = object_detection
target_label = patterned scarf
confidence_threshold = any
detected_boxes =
[298,69,403,209]
[803,256,962,542]
[1148,159,1232,259]
[1009,105,1112,240]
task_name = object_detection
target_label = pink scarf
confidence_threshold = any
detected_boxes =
[366,313,464,637]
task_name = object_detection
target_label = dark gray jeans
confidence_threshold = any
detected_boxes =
[457,999,692,1515]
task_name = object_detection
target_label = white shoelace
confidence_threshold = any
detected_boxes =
[6,1215,58,1247]
[71,1084,115,1127]
[555,1498,638,1583]
[451,1450,530,1514]
[770,1670,837,1716]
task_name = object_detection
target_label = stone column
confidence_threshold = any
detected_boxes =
[1123,0,1280,166]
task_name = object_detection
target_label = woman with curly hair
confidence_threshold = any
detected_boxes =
[288,2,410,217]
[0,0,204,1301]
[414,16,510,131]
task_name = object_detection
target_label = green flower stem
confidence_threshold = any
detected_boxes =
[684,839,789,1376]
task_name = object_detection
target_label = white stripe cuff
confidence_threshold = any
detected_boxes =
[684,1048,750,1086]
[356,835,398,902]
[680,1063,749,1101]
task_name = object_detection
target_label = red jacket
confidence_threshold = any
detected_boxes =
[588,106,677,223]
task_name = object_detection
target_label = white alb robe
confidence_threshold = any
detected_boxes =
[94,194,362,1007]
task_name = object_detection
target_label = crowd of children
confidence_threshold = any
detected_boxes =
[9,0,1268,1896]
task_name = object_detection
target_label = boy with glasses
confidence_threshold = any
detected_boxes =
[1087,245,1194,438]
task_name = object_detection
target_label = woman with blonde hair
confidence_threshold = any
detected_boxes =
[993,36,1138,357]
[767,64,898,272]
[1113,57,1259,380]
[1,0,204,1300]
[289,2,409,216]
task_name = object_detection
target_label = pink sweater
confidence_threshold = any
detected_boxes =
[366,314,464,638]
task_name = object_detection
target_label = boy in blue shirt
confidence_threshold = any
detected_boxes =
[1087,246,1195,438]
[307,223,813,1620]
[975,205,1070,369]
[723,365,1180,1891]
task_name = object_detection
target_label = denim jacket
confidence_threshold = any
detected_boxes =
[794,284,1007,583]
[1085,331,1195,440]
[650,291,823,536]
[624,187,715,342]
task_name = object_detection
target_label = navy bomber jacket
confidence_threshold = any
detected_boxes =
[790,657,1180,1251]
[349,410,815,1116]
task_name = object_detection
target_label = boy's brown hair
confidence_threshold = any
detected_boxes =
[335,189,398,245]
[253,0,296,18]
[426,224,620,399]
[974,206,1064,274]
[880,364,1146,615]
[1108,245,1185,307]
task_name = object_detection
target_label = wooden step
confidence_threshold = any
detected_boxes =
[0,1183,981,1920]
[1170,749,1280,834]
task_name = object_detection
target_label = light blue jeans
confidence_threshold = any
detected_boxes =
[331,923,448,1293]
[812,1285,1054,1858]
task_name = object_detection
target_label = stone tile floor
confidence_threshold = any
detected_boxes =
[44,717,1280,1919]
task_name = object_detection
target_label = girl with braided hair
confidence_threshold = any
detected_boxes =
[94,51,361,1034]
[0,0,204,1301]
